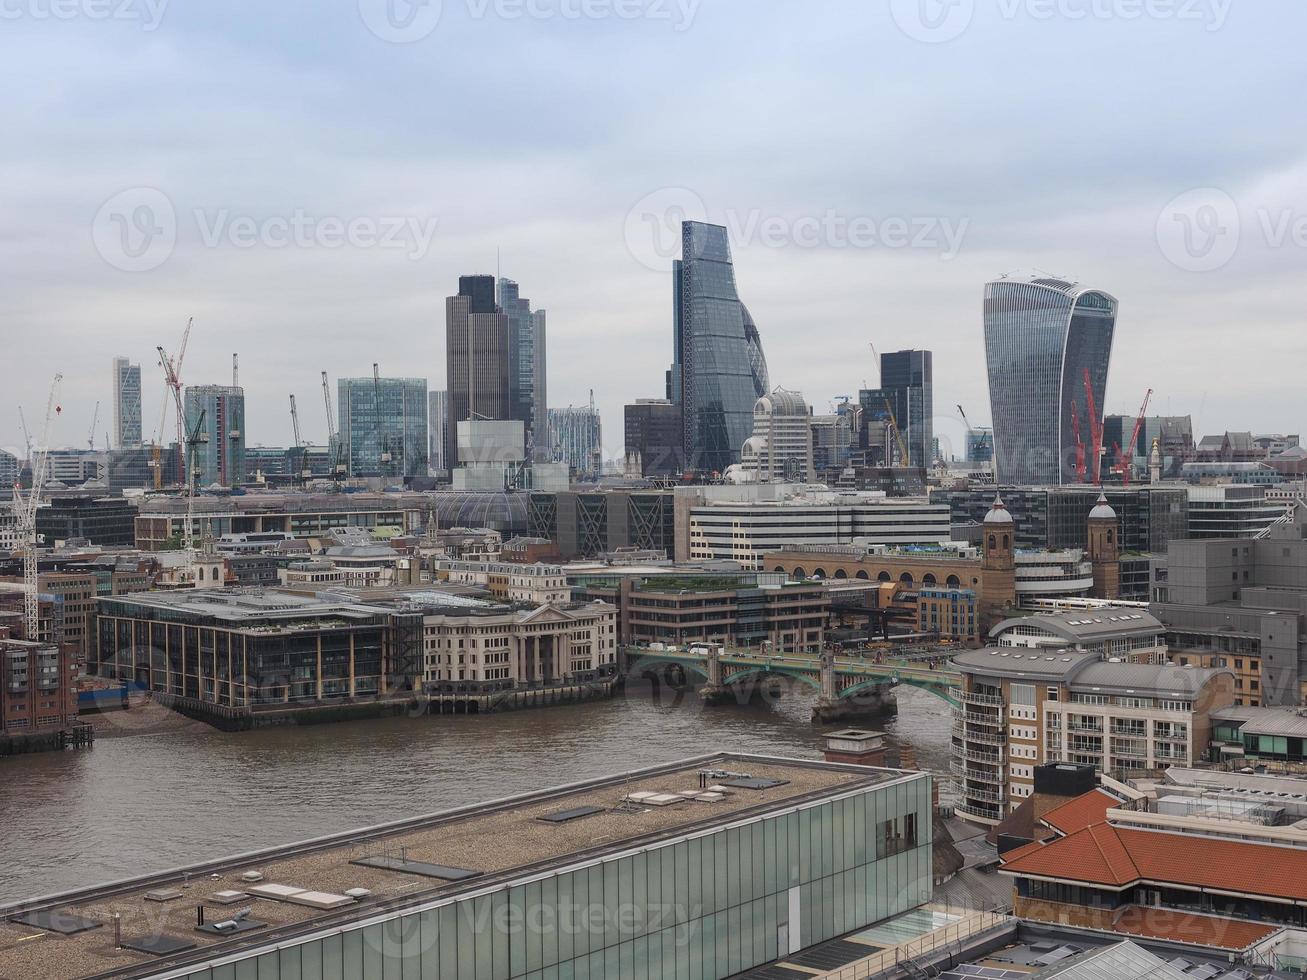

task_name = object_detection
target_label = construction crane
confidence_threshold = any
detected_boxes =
[883,398,910,468]
[321,371,347,481]
[373,363,392,475]
[1070,400,1087,484]
[289,394,312,486]
[1082,368,1104,486]
[157,317,194,491]
[17,406,32,465]
[182,408,208,555]
[86,401,100,450]
[13,375,62,640]
[1117,388,1154,487]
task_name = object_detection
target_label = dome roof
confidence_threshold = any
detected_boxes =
[984,493,1014,525]
[1089,493,1117,521]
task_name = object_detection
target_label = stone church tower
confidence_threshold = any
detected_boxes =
[1088,493,1120,600]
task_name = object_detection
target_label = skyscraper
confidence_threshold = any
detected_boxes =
[624,399,683,478]
[983,274,1117,485]
[183,385,245,488]
[878,349,933,469]
[337,376,428,479]
[668,221,768,474]
[446,274,512,468]
[498,278,549,461]
[111,356,142,449]
[549,405,602,481]
[428,390,449,475]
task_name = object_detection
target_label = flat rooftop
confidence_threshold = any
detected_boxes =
[0,753,916,980]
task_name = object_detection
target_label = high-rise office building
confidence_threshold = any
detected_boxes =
[183,385,245,488]
[111,356,142,450]
[668,221,768,474]
[428,390,449,475]
[0,449,17,490]
[877,349,933,470]
[446,274,513,467]
[983,273,1117,485]
[742,388,814,482]
[498,278,549,462]
[624,399,684,479]
[549,405,602,481]
[337,376,428,479]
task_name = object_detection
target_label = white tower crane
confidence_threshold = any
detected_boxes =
[321,371,347,480]
[13,375,62,640]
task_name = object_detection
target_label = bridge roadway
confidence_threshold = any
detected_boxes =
[622,646,962,713]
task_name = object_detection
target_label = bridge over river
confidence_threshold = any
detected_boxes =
[622,645,962,722]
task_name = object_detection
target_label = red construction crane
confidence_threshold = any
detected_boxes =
[1082,368,1103,485]
[1119,388,1154,487]
[1070,400,1087,483]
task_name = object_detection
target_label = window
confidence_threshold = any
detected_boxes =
[1047,687,1059,702]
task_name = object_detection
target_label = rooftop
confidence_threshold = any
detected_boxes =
[990,609,1165,644]
[0,755,912,980]
[1001,821,1307,904]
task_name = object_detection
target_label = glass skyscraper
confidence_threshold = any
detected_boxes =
[878,349,933,469]
[112,356,142,450]
[498,278,549,462]
[338,376,428,479]
[183,384,245,488]
[983,274,1117,486]
[668,221,768,474]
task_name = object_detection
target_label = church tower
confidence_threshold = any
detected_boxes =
[979,494,1017,627]
[1088,493,1120,600]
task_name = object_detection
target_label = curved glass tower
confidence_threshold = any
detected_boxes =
[670,221,769,474]
[983,274,1117,486]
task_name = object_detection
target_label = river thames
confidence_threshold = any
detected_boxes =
[0,683,955,903]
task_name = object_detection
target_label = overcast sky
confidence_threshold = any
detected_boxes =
[3,0,1306,463]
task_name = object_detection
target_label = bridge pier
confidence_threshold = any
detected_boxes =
[698,645,733,705]
[812,683,897,723]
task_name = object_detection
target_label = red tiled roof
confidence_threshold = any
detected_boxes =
[1113,906,1280,951]
[1003,823,1307,903]
[1041,789,1120,836]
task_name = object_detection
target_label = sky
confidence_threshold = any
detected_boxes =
[3,0,1306,464]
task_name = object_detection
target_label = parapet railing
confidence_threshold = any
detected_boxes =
[820,908,1016,980]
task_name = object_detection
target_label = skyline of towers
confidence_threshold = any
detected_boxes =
[667,220,769,475]
[111,356,142,450]
[983,273,1117,486]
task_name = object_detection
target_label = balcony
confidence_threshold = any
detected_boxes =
[956,802,1003,823]
[1067,722,1104,735]
[964,785,1005,804]
[955,709,1006,727]
[961,691,1004,708]
[962,746,1004,765]
[962,728,1007,747]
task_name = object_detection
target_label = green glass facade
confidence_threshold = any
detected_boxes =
[166,773,932,980]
